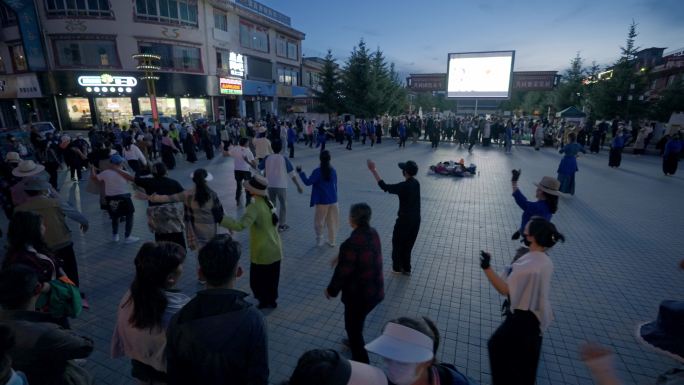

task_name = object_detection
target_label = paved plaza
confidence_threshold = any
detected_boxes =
[2,138,683,385]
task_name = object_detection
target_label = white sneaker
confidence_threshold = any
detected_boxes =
[327,241,336,248]
[124,236,140,244]
[316,237,324,247]
[112,234,120,242]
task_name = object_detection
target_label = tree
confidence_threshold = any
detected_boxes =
[591,21,648,120]
[315,49,342,114]
[339,39,407,117]
[341,39,372,117]
[552,52,586,110]
[649,79,684,121]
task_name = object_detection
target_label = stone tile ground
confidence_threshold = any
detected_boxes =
[2,137,683,385]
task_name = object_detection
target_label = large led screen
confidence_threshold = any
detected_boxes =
[446,51,515,98]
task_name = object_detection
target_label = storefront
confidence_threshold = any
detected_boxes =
[242,79,275,119]
[0,73,52,129]
[44,71,214,130]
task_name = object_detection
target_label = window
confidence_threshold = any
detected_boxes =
[239,20,269,53]
[287,41,297,60]
[276,37,286,57]
[216,50,230,72]
[44,0,113,18]
[277,67,298,86]
[0,4,17,26]
[213,9,227,31]
[9,45,27,72]
[140,42,202,72]
[135,0,198,26]
[53,37,120,68]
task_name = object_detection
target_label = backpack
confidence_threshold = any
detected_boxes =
[434,363,478,385]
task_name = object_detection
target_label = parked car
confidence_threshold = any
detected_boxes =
[30,121,58,136]
[131,115,178,130]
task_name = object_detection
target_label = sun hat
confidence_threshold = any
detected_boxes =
[22,176,50,191]
[288,349,387,385]
[636,300,684,362]
[243,174,268,197]
[110,154,125,164]
[4,152,20,163]
[12,160,45,177]
[365,322,434,363]
[398,160,419,176]
[533,176,561,196]
[190,170,214,182]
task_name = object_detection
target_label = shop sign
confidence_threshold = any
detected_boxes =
[77,74,137,93]
[0,74,42,98]
[220,78,243,95]
[229,52,245,78]
[16,74,42,98]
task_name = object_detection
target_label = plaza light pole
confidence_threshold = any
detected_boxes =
[256,86,262,120]
[132,53,161,128]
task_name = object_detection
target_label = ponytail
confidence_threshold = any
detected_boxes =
[528,217,565,248]
[192,169,213,207]
[263,197,279,226]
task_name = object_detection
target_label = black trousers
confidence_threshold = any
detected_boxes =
[234,170,252,204]
[344,300,377,363]
[488,310,542,385]
[250,261,280,306]
[346,134,353,149]
[608,147,623,167]
[70,165,82,180]
[54,243,79,287]
[45,162,59,190]
[391,218,420,273]
[288,142,294,158]
[399,135,406,148]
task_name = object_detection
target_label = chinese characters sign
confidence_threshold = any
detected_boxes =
[220,78,242,95]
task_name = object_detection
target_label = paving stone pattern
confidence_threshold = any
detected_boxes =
[2,138,683,385]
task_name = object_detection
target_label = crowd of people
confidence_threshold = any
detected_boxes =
[0,110,681,385]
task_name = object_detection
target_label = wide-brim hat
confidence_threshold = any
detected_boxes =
[398,160,419,176]
[365,322,434,364]
[636,300,684,362]
[4,151,20,163]
[243,174,268,196]
[534,176,561,196]
[12,160,45,177]
[23,176,50,191]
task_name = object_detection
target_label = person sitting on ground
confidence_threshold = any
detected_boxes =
[166,235,268,385]
[111,241,190,384]
[0,265,94,385]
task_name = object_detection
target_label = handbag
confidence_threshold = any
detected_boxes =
[147,203,184,233]
[36,276,82,318]
[211,193,224,223]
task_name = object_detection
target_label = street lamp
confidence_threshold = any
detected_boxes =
[132,53,161,128]
[256,86,262,120]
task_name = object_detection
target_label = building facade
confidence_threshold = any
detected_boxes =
[0,0,306,130]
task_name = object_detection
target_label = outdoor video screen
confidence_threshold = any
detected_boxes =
[446,51,515,98]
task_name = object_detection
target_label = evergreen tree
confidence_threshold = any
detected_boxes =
[553,52,586,110]
[341,39,372,117]
[315,49,342,114]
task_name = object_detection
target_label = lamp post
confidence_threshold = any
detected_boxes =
[256,86,262,120]
[132,53,161,128]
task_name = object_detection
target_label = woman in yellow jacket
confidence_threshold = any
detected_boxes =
[221,174,283,309]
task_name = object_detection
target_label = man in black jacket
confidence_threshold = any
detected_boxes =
[367,159,421,275]
[0,265,94,385]
[166,235,268,385]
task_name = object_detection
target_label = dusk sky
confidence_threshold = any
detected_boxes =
[260,0,683,76]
